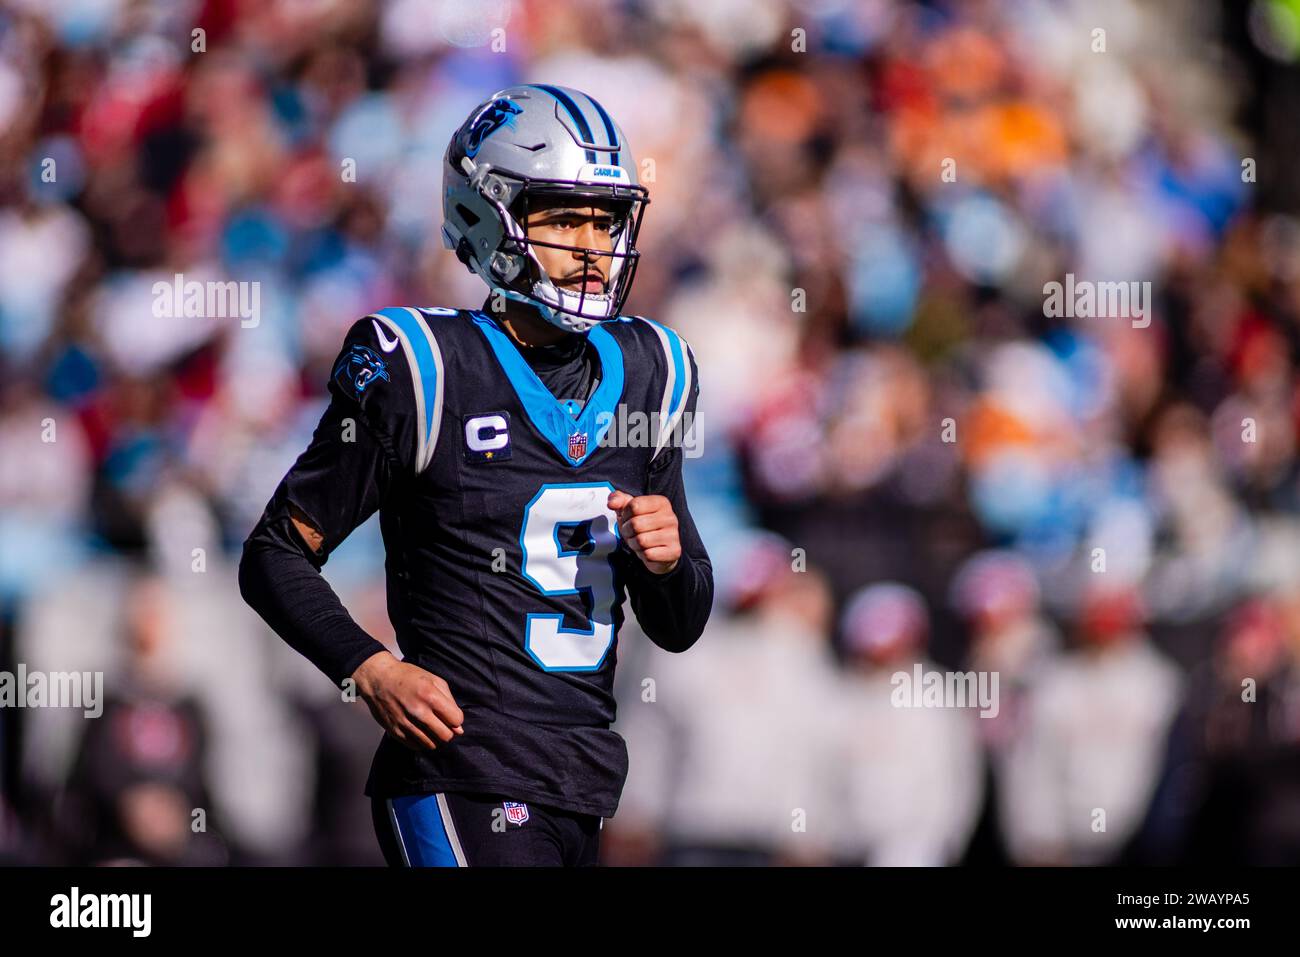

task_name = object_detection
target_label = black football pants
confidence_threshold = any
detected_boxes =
[371,791,602,866]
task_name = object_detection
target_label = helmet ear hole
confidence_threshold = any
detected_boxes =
[454,237,476,271]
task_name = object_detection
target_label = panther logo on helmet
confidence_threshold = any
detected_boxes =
[463,98,523,159]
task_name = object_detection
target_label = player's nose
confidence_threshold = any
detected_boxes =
[572,225,599,256]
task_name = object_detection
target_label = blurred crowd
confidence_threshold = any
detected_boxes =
[3,0,1300,865]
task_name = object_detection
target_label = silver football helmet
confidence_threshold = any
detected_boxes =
[441,85,649,334]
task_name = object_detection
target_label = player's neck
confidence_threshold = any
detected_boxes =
[493,298,578,349]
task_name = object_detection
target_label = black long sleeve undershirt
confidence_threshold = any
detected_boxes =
[238,507,389,687]
[239,396,392,687]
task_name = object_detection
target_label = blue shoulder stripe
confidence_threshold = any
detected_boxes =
[370,306,446,472]
[642,316,687,420]
[632,316,694,458]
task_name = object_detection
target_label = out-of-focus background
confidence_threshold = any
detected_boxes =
[3,0,1300,866]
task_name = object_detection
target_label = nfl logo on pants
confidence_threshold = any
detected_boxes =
[568,431,587,460]
[503,801,529,825]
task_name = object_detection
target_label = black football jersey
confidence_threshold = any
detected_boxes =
[250,306,708,818]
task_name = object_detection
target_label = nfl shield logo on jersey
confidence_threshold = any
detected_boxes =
[568,431,588,461]
[503,801,530,825]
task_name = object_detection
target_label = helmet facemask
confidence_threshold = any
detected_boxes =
[476,170,649,333]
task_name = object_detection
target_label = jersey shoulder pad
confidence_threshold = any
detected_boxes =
[619,315,698,459]
[330,306,453,474]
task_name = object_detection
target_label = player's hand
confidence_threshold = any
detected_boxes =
[607,490,681,575]
[352,651,465,751]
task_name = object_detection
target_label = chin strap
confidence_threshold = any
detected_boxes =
[492,286,600,334]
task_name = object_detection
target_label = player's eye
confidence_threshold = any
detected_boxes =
[537,211,617,235]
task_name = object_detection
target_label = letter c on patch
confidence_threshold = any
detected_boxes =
[466,414,509,452]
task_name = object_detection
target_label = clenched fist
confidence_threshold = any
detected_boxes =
[607,490,681,575]
[352,651,465,751]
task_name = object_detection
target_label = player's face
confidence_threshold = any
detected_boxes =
[523,199,618,296]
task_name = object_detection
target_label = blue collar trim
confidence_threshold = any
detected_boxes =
[470,312,624,466]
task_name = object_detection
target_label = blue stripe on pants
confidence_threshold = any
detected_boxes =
[389,794,461,867]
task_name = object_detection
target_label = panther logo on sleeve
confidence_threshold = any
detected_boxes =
[333,343,391,399]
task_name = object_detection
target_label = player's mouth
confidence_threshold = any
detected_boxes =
[556,277,608,297]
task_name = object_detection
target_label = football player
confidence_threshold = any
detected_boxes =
[239,85,713,866]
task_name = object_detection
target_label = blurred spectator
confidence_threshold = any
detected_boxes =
[836,582,982,866]
[1139,594,1300,864]
[612,534,843,866]
[1001,582,1181,865]
[54,575,227,865]
[950,549,1060,864]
